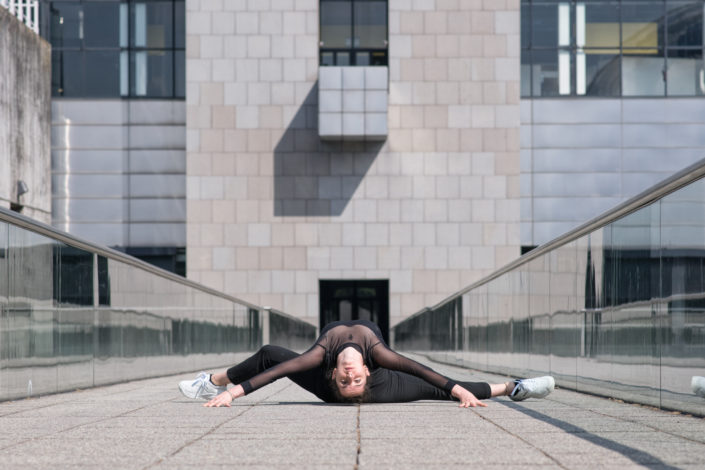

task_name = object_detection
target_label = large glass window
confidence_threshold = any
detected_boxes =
[521,0,705,97]
[320,0,388,66]
[622,2,666,96]
[579,4,621,96]
[52,50,123,97]
[45,0,185,98]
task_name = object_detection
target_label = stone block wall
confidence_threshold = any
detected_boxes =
[186,0,521,326]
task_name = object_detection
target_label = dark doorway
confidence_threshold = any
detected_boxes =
[319,280,389,343]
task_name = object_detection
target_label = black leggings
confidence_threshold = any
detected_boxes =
[226,345,492,404]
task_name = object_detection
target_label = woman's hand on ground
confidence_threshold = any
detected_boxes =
[451,384,488,408]
[204,385,244,407]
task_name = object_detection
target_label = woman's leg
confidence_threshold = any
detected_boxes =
[214,345,334,402]
[489,381,515,397]
[218,345,299,385]
[367,369,513,403]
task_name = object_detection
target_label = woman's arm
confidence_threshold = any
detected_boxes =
[450,384,488,408]
[370,345,486,407]
[205,384,245,407]
[370,344,457,392]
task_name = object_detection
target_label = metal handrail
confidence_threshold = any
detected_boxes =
[411,156,705,319]
[0,205,268,312]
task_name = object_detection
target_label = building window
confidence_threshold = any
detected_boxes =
[44,0,185,98]
[521,0,705,98]
[123,246,186,277]
[320,0,388,66]
[319,280,390,343]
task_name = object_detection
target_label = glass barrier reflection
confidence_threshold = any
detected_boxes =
[393,174,705,416]
[0,210,314,402]
[269,310,317,351]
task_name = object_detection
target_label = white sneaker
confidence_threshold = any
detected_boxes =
[510,376,555,401]
[178,372,227,400]
[692,376,705,398]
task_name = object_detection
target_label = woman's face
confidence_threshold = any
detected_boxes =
[332,346,370,398]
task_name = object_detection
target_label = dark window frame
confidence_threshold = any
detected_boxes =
[319,0,389,66]
[43,0,185,99]
[319,279,390,343]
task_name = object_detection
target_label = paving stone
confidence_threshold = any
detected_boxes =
[0,359,703,469]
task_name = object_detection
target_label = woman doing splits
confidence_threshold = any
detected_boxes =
[178,319,555,407]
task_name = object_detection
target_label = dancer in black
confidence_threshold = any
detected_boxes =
[178,320,555,407]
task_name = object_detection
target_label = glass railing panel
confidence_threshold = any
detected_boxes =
[0,222,5,397]
[54,243,96,393]
[269,310,318,351]
[461,284,487,370]
[577,227,610,394]
[92,256,261,385]
[0,221,7,306]
[659,179,705,414]
[547,239,579,385]
[485,276,505,372]
[3,226,66,398]
[1,207,319,402]
[56,306,95,393]
[528,254,550,376]
[106,256,193,310]
[393,160,705,415]
[606,204,662,407]
[487,273,524,376]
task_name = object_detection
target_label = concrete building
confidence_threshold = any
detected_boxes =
[24,0,705,335]
[0,6,51,224]
[520,1,705,247]
[43,0,187,274]
[184,1,521,334]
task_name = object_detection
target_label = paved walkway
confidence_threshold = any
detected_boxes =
[1,356,704,469]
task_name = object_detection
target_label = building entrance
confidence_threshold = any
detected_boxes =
[319,280,389,343]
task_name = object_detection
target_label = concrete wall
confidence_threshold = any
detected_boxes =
[521,98,705,247]
[185,1,522,326]
[0,8,51,224]
[51,100,186,248]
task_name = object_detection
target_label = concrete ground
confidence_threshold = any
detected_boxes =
[1,356,704,469]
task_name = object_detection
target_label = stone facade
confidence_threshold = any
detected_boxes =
[0,8,51,223]
[186,0,521,326]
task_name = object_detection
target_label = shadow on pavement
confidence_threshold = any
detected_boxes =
[500,401,681,469]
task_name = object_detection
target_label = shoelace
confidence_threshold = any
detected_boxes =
[510,380,521,397]
[191,375,208,396]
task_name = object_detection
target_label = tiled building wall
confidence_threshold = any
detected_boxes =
[186,0,521,326]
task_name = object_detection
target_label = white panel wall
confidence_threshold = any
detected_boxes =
[51,100,186,247]
[521,98,705,246]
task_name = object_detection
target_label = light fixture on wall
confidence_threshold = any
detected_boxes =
[10,180,29,213]
[17,180,29,198]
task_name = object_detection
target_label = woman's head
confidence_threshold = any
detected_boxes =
[330,345,370,401]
